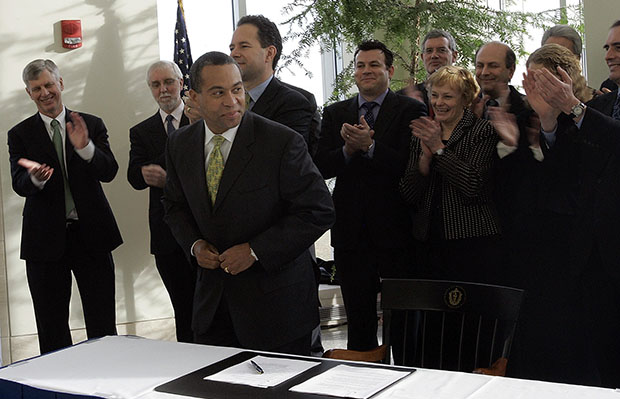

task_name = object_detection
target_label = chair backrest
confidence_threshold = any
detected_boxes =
[381,279,524,371]
[322,345,387,363]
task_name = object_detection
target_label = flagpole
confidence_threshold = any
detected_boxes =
[174,0,193,96]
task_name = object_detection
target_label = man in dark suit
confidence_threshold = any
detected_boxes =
[315,40,426,355]
[280,81,322,157]
[474,41,541,276]
[128,60,195,343]
[399,29,457,112]
[229,15,314,146]
[473,42,570,382]
[229,14,324,354]
[8,59,122,355]
[162,52,334,355]
[475,42,522,117]
[523,20,620,387]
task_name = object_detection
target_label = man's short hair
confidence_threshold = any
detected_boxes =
[22,59,60,87]
[146,60,183,83]
[541,25,583,57]
[421,29,457,52]
[611,20,620,29]
[354,40,394,69]
[237,15,282,71]
[190,51,240,93]
[475,41,516,69]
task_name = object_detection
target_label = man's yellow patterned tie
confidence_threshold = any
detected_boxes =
[206,135,225,204]
[245,92,251,109]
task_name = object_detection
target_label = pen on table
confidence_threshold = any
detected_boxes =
[250,360,264,374]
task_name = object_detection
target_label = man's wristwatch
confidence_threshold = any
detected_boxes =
[365,140,375,153]
[568,102,586,119]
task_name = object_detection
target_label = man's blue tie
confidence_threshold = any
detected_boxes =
[166,114,176,134]
[362,102,377,129]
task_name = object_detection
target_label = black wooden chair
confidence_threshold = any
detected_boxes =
[381,279,524,375]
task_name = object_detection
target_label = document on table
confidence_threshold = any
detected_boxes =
[203,355,319,388]
[289,364,412,399]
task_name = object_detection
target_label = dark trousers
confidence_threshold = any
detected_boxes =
[334,245,414,354]
[582,250,620,389]
[154,248,196,343]
[26,221,117,355]
[507,213,599,385]
[194,295,312,356]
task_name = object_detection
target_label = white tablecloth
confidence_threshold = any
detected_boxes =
[0,336,616,399]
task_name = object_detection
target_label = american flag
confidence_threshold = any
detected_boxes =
[174,0,193,97]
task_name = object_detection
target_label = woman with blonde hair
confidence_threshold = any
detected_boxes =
[400,65,502,289]
[399,65,504,371]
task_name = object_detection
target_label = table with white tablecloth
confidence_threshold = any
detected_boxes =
[0,336,616,399]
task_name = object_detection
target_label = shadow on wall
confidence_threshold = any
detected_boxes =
[0,0,169,355]
[81,0,139,328]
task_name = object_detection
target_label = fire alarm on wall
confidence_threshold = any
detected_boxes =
[61,20,82,49]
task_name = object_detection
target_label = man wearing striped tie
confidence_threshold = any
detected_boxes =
[314,40,426,360]
[128,60,195,343]
[8,59,122,355]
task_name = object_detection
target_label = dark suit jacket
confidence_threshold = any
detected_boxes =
[400,108,501,241]
[315,90,427,250]
[128,111,189,255]
[397,82,430,111]
[538,92,620,280]
[8,110,122,261]
[493,86,540,230]
[162,112,335,350]
[250,77,313,145]
[280,81,321,157]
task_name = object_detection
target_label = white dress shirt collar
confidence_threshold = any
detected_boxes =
[203,121,239,164]
[40,107,67,140]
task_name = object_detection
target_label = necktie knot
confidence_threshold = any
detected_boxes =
[51,119,60,130]
[486,99,499,108]
[362,102,377,113]
[212,134,225,148]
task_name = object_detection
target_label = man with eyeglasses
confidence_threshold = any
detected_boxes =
[399,29,458,113]
[128,60,195,343]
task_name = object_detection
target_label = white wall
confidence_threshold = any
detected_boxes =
[0,0,174,361]
[583,0,617,89]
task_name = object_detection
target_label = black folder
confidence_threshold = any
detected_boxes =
[155,351,414,398]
